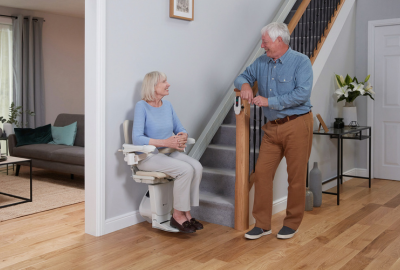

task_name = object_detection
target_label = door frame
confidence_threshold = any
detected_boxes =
[85,0,107,236]
[367,18,400,179]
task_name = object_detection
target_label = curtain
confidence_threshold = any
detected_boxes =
[13,15,44,128]
[0,23,12,152]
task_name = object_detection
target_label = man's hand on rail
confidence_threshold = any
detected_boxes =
[240,83,254,104]
[252,96,269,107]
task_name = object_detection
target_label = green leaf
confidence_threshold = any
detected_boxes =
[345,74,352,85]
[335,74,343,88]
[337,96,346,102]
[364,74,370,83]
[353,77,359,84]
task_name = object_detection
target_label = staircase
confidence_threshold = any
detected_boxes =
[190,0,345,229]
[191,106,261,227]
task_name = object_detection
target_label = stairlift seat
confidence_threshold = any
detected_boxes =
[121,119,195,233]
[133,171,173,184]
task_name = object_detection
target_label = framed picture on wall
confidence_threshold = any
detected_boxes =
[169,0,194,21]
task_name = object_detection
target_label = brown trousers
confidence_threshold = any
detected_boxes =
[253,112,313,231]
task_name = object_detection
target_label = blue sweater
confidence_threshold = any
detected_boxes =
[132,100,187,146]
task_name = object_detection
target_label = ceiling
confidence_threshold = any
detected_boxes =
[0,0,84,18]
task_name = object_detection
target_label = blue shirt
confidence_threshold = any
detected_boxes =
[133,100,187,146]
[234,48,313,121]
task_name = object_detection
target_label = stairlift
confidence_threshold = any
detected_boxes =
[120,120,195,232]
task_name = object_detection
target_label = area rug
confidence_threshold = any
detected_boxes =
[0,166,84,222]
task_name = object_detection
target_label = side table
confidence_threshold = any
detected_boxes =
[0,156,32,208]
[313,126,371,205]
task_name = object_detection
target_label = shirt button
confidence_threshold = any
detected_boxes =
[272,78,274,80]
[283,106,285,108]
[274,66,276,68]
[270,89,272,91]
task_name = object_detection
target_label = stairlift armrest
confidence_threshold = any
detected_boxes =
[187,138,195,145]
[121,143,156,154]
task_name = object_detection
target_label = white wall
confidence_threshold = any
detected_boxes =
[309,4,357,183]
[0,6,84,125]
[355,0,400,168]
[104,0,285,220]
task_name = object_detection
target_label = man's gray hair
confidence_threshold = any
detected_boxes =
[261,22,290,45]
[141,71,167,101]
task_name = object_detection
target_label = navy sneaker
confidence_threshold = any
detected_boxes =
[244,227,271,240]
[277,226,297,239]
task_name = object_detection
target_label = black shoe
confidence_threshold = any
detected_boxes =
[244,227,271,240]
[277,226,296,239]
[170,217,196,233]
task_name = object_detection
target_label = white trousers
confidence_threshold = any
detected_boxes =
[137,151,203,211]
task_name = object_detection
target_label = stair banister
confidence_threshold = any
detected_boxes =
[234,0,315,231]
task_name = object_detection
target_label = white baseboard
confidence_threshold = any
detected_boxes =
[104,210,145,235]
[272,196,288,215]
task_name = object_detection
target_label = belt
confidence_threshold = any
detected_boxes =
[270,111,311,125]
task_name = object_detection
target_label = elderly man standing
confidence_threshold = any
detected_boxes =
[234,22,313,240]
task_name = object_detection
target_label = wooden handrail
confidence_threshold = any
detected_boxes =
[234,0,344,231]
[287,0,311,34]
[310,0,346,64]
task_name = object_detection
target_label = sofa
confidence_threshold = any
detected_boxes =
[8,114,84,176]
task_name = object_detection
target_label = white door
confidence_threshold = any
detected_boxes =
[374,24,400,181]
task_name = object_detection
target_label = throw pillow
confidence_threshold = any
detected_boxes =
[48,122,77,146]
[14,124,53,147]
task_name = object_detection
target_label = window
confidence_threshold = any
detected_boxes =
[0,17,12,152]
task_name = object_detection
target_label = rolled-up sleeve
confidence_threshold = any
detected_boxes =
[268,58,313,110]
[234,59,259,90]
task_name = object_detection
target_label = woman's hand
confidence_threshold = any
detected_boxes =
[177,132,188,142]
[164,135,186,151]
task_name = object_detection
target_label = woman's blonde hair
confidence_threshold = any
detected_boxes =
[141,71,167,101]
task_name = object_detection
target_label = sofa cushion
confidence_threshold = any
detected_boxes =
[14,124,53,147]
[50,147,84,166]
[54,114,84,147]
[12,144,84,166]
[49,122,78,146]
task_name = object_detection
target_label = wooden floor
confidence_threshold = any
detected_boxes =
[1,178,400,269]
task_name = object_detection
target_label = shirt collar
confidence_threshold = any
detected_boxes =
[267,47,292,64]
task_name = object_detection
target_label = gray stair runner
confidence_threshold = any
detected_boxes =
[191,106,263,228]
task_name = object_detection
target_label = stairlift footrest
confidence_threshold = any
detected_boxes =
[152,220,179,233]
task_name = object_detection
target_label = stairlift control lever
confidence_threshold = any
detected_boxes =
[234,96,242,115]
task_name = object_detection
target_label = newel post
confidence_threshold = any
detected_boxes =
[234,90,250,231]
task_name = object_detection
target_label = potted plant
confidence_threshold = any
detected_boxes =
[1,102,35,136]
[334,74,374,125]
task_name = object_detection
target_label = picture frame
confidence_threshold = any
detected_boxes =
[316,114,329,133]
[169,0,194,21]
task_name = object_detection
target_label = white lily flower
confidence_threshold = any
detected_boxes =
[364,82,375,94]
[335,75,345,88]
[351,82,365,95]
[335,86,350,98]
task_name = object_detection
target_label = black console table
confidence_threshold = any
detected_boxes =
[313,126,371,205]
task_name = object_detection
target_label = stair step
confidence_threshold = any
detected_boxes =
[200,144,259,170]
[201,167,235,198]
[191,192,234,228]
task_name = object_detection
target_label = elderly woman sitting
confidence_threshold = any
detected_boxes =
[133,71,203,233]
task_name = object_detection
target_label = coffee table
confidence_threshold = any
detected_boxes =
[0,156,32,208]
